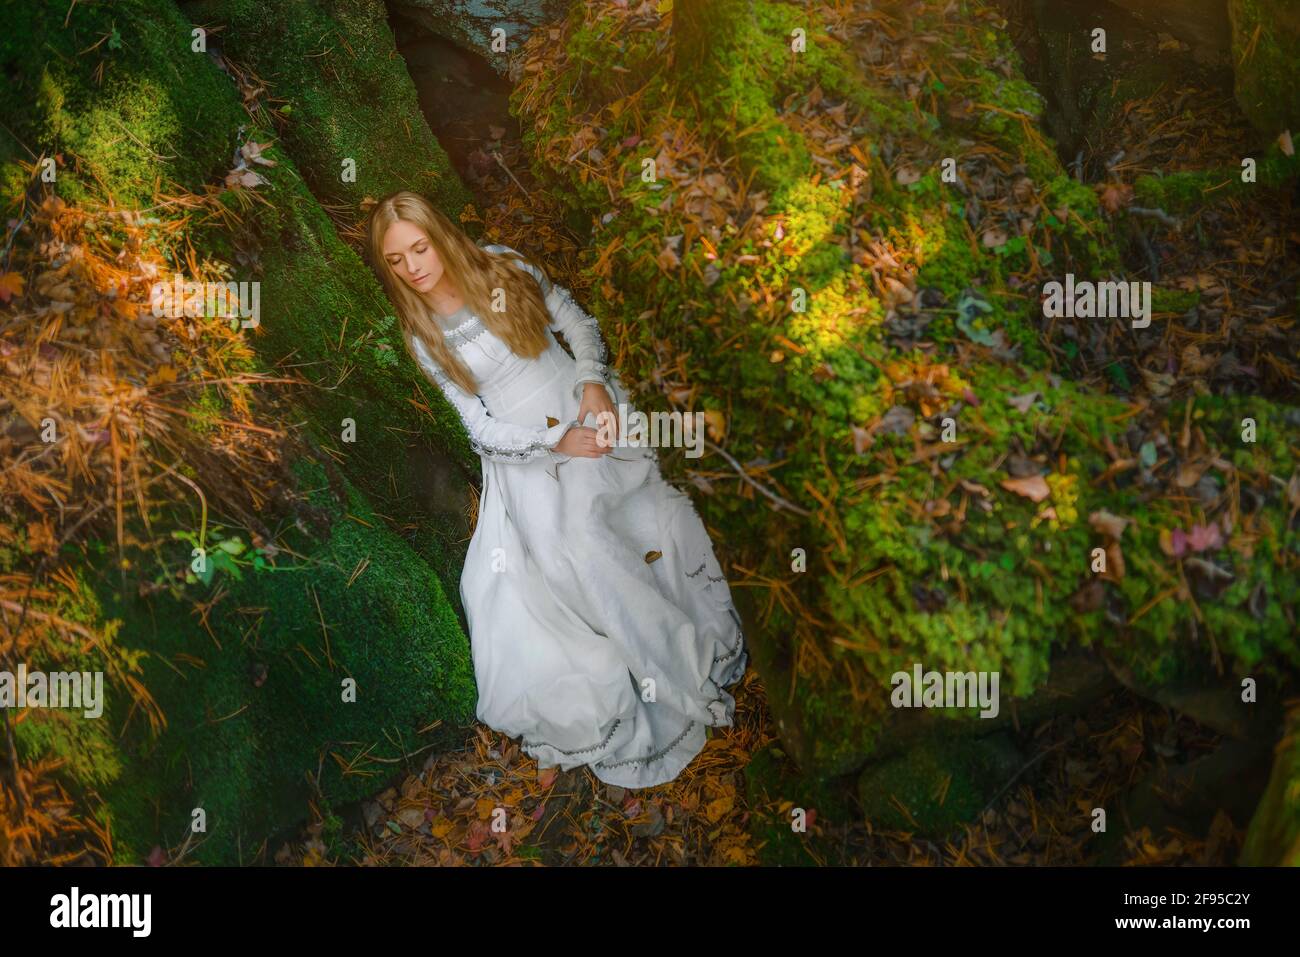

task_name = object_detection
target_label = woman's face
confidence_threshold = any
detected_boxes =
[381,219,443,295]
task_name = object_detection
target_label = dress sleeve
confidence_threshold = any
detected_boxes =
[410,333,575,464]
[498,246,612,401]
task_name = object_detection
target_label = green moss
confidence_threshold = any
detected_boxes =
[5,0,493,864]
[857,730,1022,836]
[1151,287,1201,315]
[1240,704,1300,865]
[744,742,860,865]
[1229,0,1300,136]
[0,0,246,207]
[514,0,1300,786]
[1133,144,1300,212]
[76,456,476,865]
[180,0,476,221]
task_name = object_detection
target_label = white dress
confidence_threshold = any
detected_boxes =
[409,244,748,789]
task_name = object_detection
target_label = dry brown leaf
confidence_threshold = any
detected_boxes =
[1088,509,1130,539]
[1099,183,1134,213]
[981,227,1008,248]
[1007,391,1039,414]
[1000,474,1051,502]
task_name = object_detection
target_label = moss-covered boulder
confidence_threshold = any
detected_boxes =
[1229,0,1300,136]
[33,458,477,865]
[1,0,484,862]
[1240,703,1300,865]
[857,730,1023,837]
[511,0,1300,796]
[179,0,476,217]
[388,0,571,76]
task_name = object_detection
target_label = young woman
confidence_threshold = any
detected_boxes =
[365,191,747,789]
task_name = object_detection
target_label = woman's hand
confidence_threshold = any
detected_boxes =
[578,382,617,433]
[554,426,613,458]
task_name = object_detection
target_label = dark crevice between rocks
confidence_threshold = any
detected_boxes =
[387,8,519,201]
[998,0,1237,173]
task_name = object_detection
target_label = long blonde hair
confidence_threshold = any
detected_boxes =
[364,191,552,394]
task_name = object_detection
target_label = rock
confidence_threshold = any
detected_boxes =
[1240,705,1300,865]
[1093,734,1276,865]
[857,731,1024,838]
[1229,0,1300,136]
[1107,0,1231,61]
[388,0,572,76]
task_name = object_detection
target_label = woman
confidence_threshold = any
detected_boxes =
[365,191,747,789]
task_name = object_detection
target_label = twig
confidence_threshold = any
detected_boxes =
[976,739,1068,822]
[702,439,811,517]
[490,151,531,202]
[1127,206,1181,229]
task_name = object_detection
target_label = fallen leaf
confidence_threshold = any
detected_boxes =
[1175,459,1209,488]
[1099,183,1134,213]
[851,425,874,454]
[1141,367,1176,397]
[1187,523,1222,552]
[981,227,1008,248]
[895,165,921,185]
[240,140,277,167]
[1089,510,1130,539]
[1280,130,1295,158]
[1159,526,1188,558]
[701,409,726,441]
[1007,391,1039,413]
[877,405,915,435]
[0,272,24,303]
[644,550,663,563]
[1106,541,1126,580]
[1000,474,1051,502]
[143,364,177,387]
[397,807,424,829]
[546,415,559,427]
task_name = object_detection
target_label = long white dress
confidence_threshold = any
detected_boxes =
[409,244,748,789]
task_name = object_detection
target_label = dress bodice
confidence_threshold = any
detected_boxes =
[407,243,613,464]
[438,306,576,427]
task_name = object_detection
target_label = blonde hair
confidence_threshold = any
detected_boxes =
[364,191,552,394]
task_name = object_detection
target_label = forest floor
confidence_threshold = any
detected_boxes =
[270,0,1294,867]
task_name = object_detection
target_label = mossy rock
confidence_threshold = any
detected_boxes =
[3,0,492,863]
[1240,705,1300,866]
[1133,144,1300,212]
[179,0,476,220]
[857,730,1024,838]
[743,742,859,865]
[1229,0,1300,137]
[0,0,246,207]
[3,0,486,594]
[515,0,1300,784]
[15,455,476,865]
